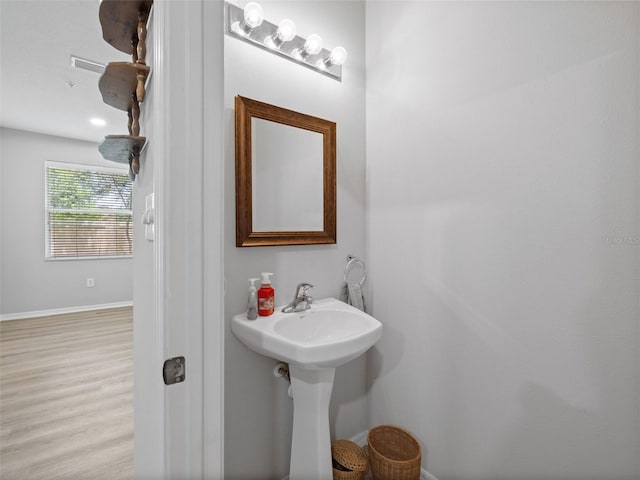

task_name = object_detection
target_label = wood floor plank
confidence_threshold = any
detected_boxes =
[0,307,133,479]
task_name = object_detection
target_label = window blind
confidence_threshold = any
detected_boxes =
[45,163,132,259]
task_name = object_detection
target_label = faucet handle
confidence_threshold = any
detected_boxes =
[296,282,314,295]
[281,283,315,313]
[298,283,313,310]
[301,284,313,306]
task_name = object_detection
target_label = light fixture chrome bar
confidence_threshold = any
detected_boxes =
[224,2,343,81]
[70,55,106,74]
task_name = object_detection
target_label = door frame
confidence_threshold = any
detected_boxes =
[134,0,224,478]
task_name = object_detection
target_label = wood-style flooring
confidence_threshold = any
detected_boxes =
[0,307,133,480]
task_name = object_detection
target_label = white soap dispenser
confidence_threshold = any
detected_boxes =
[247,278,259,320]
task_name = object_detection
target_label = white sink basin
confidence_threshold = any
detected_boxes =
[232,297,383,479]
[232,297,382,368]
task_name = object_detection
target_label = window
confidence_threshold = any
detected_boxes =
[45,162,132,259]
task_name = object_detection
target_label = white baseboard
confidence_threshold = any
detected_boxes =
[281,430,438,480]
[424,470,438,480]
[0,301,133,321]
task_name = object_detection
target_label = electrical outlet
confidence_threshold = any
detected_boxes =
[86,278,95,288]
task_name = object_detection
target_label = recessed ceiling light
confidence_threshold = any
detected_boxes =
[90,117,107,127]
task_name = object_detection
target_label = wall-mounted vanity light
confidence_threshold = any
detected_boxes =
[225,1,347,81]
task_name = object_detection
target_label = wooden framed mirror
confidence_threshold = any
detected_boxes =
[235,96,336,247]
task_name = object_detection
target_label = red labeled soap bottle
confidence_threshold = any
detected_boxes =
[257,272,274,316]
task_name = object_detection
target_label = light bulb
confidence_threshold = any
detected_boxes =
[276,19,296,42]
[328,46,347,66]
[303,34,323,55]
[265,18,296,48]
[243,2,264,29]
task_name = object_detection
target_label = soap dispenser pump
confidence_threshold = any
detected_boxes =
[247,278,259,320]
[258,272,275,316]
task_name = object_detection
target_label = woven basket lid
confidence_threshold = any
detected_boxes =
[331,440,369,472]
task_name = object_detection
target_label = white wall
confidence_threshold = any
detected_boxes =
[224,1,366,478]
[366,2,639,479]
[0,127,132,315]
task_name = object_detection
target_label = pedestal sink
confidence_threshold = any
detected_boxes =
[232,297,383,480]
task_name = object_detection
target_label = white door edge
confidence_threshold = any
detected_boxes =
[134,1,224,478]
[203,0,225,477]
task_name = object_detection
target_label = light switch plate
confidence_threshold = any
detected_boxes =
[143,193,155,241]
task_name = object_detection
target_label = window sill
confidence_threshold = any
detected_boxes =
[45,255,133,262]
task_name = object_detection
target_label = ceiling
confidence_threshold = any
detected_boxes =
[0,0,132,143]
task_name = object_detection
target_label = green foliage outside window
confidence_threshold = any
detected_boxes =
[46,164,133,259]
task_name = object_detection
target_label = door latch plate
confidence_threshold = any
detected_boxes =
[163,356,185,385]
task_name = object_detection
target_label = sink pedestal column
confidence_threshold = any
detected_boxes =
[288,365,336,480]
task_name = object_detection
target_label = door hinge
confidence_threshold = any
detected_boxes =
[163,356,185,385]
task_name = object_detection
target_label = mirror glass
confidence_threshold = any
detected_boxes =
[235,96,336,247]
[252,118,323,231]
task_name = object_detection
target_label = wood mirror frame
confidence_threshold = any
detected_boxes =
[235,96,337,247]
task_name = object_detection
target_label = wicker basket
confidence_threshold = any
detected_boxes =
[332,439,368,480]
[332,464,364,480]
[367,425,421,480]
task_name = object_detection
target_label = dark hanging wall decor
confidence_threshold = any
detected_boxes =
[97,0,153,180]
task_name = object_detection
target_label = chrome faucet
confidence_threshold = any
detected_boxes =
[282,283,314,313]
